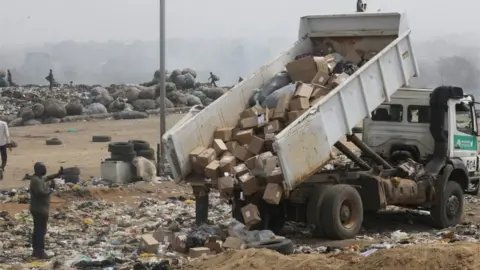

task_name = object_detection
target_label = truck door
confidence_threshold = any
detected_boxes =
[451,100,478,173]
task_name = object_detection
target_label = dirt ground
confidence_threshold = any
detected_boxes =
[187,243,480,270]
[0,114,185,190]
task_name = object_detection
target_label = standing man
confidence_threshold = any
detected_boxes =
[356,0,367,12]
[45,69,54,90]
[7,70,17,86]
[0,71,8,87]
[0,118,10,180]
[29,163,63,259]
[208,72,219,87]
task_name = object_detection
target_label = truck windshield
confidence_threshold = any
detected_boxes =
[372,104,403,122]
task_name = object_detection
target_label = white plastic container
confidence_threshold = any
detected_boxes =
[100,160,132,184]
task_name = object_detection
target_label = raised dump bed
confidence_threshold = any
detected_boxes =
[164,12,419,191]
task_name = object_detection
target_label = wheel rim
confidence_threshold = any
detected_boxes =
[339,199,357,229]
[446,195,460,219]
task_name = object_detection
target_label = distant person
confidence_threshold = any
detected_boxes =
[45,69,55,90]
[28,163,63,259]
[238,77,243,83]
[0,119,10,180]
[7,70,16,87]
[208,72,219,87]
[0,71,8,88]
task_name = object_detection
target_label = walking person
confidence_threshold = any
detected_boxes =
[0,119,10,180]
[29,163,63,259]
[208,72,219,87]
[45,69,55,90]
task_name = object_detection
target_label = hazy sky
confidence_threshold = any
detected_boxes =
[0,0,475,45]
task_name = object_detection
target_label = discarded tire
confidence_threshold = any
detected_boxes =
[320,184,363,240]
[46,138,62,146]
[129,140,150,151]
[92,135,112,143]
[108,142,134,154]
[64,174,80,184]
[137,148,155,160]
[248,239,294,255]
[110,152,137,162]
[62,166,80,175]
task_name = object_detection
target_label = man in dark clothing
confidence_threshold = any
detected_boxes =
[356,0,366,12]
[45,69,54,90]
[7,70,16,86]
[28,163,63,259]
[208,72,219,87]
[238,77,243,83]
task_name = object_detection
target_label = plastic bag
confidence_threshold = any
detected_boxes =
[257,71,292,104]
[261,83,296,109]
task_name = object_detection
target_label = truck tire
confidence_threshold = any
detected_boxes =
[110,152,137,162]
[92,135,112,142]
[247,239,294,255]
[128,140,150,151]
[46,138,62,146]
[431,181,464,228]
[62,166,80,175]
[108,142,134,154]
[321,184,363,240]
[137,148,155,160]
[306,185,332,238]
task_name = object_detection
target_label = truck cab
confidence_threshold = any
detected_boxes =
[362,88,480,193]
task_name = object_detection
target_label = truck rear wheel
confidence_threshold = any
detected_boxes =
[306,185,331,238]
[431,181,464,228]
[320,185,363,240]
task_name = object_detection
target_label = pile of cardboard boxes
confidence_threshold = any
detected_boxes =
[188,53,352,227]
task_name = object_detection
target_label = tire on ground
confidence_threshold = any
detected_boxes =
[92,135,112,143]
[64,174,80,184]
[110,152,137,162]
[431,181,464,228]
[63,167,81,175]
[46,138,62,146]
[137,148,155,160]
[247,239,294,255]
[320,184,363,240]
[306,185,332,238]
[108,142,134,154]
[129,140,150,151]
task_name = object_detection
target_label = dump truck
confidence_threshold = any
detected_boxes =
[163,12,466,240]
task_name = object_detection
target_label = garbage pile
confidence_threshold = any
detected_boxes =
[0,68,230,127]
[186,51,363,225]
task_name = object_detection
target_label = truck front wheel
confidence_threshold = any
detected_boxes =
[321,185,363,240]
[431,181,464,228]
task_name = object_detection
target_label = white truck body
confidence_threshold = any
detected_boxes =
[163,12,419,190]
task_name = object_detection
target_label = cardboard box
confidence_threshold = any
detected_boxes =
[331,73,350,88]
[266,167,284,184]
[220,151,234,159]
[248,136,264,155]
[172,233,187,253]
[153,229,174,244]
[239,117,258,129]
[213,139,228,156]
[214,127,235,142]
[310,85,331,100]
[219,155,236,174]
[344,48,362,64]
[314,56,332,74]
[294,82,314,98]
[241,105,264,118]
[256,110,270,127]
[205,160,220,182]
[263,183,283,205]
[218,175,234,197]
[245,152,273,170]
[241,203,261,226]
[272,93,292,120]
[189,146,206,174]
[288,110,307,122]
[223,237,246,249]
[234,145,253,161]
[263,133,275,152]
[204,237,223,253]
[238,172,259,196]
[197,148,216,168]
[225,141,238,153]
[252,153,278,177]
[311,71,331,86]
[263,120,283,135]
[139,234,159,254]
[235,129,254,145]
[290,97,309,111]
[286,56,323,83]
[233,163,249,177]
[189,247,211,258]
